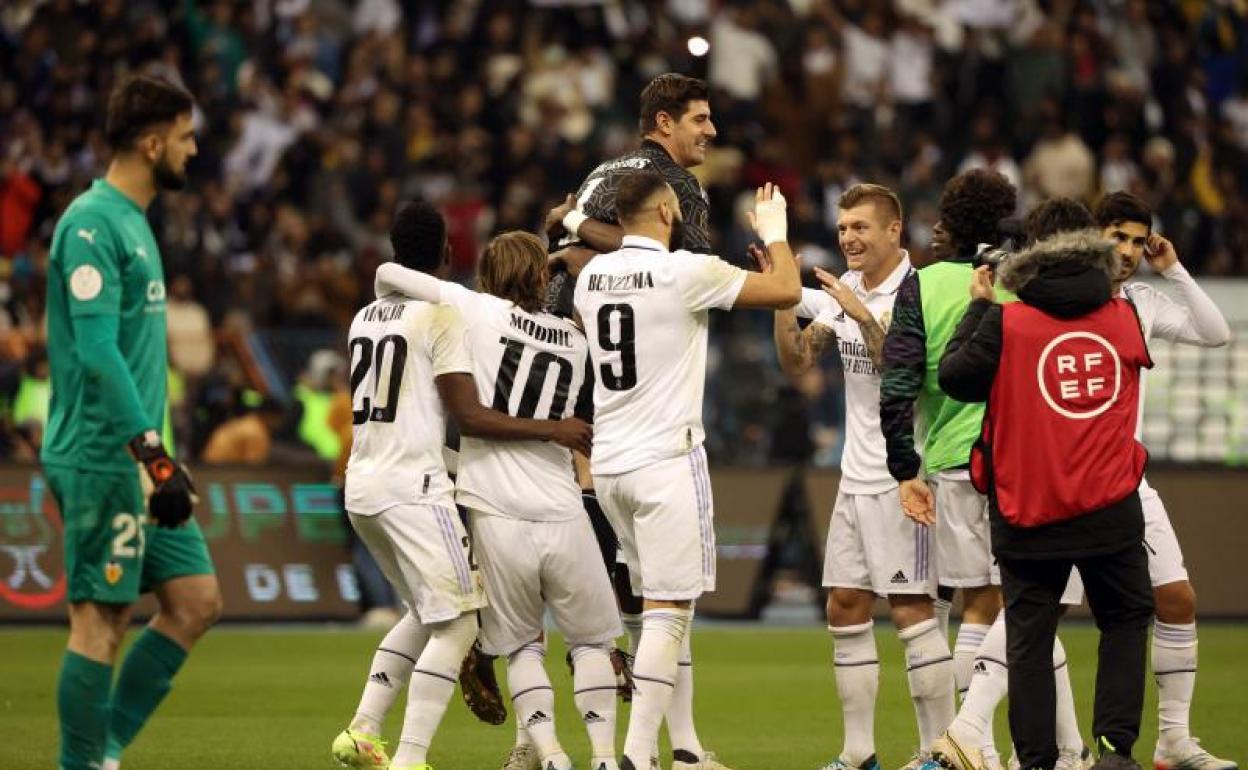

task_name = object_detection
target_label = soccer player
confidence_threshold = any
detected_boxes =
[879,171,1015,755]
[773,184,956,770]
[373,230,624,770]
[573,173,800,770]
[1095,192,1234,770]
[331,202,591,770]
[543,71,719,769]
[43,74,221,770]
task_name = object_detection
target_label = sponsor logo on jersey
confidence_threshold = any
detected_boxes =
[69,264,104,301]
[586,272,655,292]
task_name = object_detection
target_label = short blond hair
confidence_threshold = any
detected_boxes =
[838,183,903,223]
[477,231,547,313]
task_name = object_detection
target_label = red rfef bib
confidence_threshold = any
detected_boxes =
[970,299,1151,527]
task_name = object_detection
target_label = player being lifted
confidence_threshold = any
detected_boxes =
[573,174,801,770]
[373,230,624,770]
[43,74,221,770]
[773,185,956,770]
[1095,192,1234,770]
[543,72,721,770]
[331,203,591,770]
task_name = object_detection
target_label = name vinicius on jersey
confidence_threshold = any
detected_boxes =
[362,303,406,324]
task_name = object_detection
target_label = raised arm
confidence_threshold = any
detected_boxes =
[374,262,481,316]
[733,184,801,309]
[812,265,887,370]
[546,194,624,254]
[1145,236,1231,346]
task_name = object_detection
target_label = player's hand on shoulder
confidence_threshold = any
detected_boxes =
[545,194,577,239]
[128,430,198,528]
[746,182,788,245]
[547,417,592,456]
[1144,233,1179,272]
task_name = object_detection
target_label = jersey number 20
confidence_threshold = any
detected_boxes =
[348,335,407,425]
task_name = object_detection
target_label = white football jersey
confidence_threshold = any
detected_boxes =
[796,257,913,494]
[574,235,747,475]
[344,297,470,516]
[436,283,589,522]
[1123,264,1230,494]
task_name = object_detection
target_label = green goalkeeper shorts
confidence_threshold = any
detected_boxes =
[45,465,215,605]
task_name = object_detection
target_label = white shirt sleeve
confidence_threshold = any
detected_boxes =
[795,287,839,320]
[1150,263,1232,347]
[671,251,749,312]
[428,305,473,377]
[375,262,485,318]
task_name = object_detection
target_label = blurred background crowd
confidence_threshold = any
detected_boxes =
[3,0,1248,471]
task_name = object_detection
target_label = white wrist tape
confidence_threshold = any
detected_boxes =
[563,209,588,238]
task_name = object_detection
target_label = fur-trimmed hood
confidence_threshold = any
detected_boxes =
[997,228,1116,319]
[997,228,1118,292]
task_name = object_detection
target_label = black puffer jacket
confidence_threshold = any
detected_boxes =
[937,229,1145,560]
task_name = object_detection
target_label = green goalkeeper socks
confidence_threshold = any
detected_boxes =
[58,650,113,770]
[105,628,188,761]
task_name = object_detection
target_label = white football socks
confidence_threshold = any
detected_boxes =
[351,611,431,735]
[900,618,956,751]
[507,640,572,770]
[622,608,691,766]
[950,617,1004,752]
[391,613,477,768]
[667,629,705,759]
[953,623,991,697]
[1153,621,1198,749]
[571,643,619,766]
[830,621,879,765]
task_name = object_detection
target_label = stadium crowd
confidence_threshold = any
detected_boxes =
[3,0,1248,467]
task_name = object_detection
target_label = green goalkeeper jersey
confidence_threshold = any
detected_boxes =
[42,179,168,472]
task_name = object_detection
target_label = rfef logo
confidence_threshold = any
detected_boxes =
[1036,331,1122,420]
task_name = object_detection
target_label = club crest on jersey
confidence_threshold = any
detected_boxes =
[104,561,124,585]
[69,264,103,301]
[879,310,893,332]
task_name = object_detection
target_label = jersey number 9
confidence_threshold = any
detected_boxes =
[597,304,637,391]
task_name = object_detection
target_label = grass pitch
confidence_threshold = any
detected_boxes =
[2,623,1245,769]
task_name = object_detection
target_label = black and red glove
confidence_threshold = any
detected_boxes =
[127,430,198,528]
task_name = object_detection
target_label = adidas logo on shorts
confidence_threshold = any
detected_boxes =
[890,570,908,584]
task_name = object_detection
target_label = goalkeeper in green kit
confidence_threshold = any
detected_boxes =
[42,75,220,770]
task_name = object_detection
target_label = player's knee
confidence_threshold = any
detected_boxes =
[826,589,872,626]
[1154,581,1196,624]
[962,586,1002,624]
[168,586,224,639]
[887,595,933,630]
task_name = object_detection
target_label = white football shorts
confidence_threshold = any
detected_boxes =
[823,486,935,596]
[349,503,486,624]
[929,473,999,588]
[594,445,715,602]
[470,510,622,656]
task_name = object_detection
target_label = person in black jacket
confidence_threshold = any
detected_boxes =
[934,211,1155,770]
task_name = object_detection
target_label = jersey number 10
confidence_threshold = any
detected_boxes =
[348,335,407,425]
[492,338,574,420]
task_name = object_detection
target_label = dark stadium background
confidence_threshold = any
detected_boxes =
[1,0,1247,614]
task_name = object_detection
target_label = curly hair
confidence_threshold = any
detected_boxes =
[389,200,447,273]
[938,170,1017,252]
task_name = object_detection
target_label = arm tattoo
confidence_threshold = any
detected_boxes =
[856,316,887,371]
[776,314,835,377]
[806,322,836,361]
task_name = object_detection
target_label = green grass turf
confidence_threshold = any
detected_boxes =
[2,623,1245,769]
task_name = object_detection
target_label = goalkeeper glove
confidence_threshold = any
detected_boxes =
[127,429,198,528]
